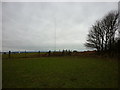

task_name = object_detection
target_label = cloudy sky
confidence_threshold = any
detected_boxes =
[2,2,118,51]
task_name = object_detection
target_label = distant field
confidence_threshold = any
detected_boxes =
[2,56,118,88]
[2,52,46,59]
[2,50,98,59]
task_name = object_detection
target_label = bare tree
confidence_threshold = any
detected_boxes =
[85,21,104,51]
[102,11,118,51]
[85,10,118,52]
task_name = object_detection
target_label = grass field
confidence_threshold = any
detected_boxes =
[2,52,46,59]
[2,56,118,88]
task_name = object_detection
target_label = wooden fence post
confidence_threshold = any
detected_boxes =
[25,50,26,58]
[9,51,11,59]
[38,51,40,56]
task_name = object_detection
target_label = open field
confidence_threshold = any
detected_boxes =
[2,56,118,88]
[2,52,46,59]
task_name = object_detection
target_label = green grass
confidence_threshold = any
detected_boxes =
[2,56,118,88]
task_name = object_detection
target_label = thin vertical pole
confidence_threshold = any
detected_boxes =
[55,17,56,52]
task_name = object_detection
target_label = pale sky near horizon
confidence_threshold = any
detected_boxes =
[2,2,118,51]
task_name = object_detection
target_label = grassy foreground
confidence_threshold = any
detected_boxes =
[2,56,118,88]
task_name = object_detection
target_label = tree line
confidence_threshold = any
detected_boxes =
[85,10,120,57]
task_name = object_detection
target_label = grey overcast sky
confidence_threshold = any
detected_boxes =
[2,2,118,51]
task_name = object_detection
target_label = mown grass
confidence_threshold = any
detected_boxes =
[2,56,118,88]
